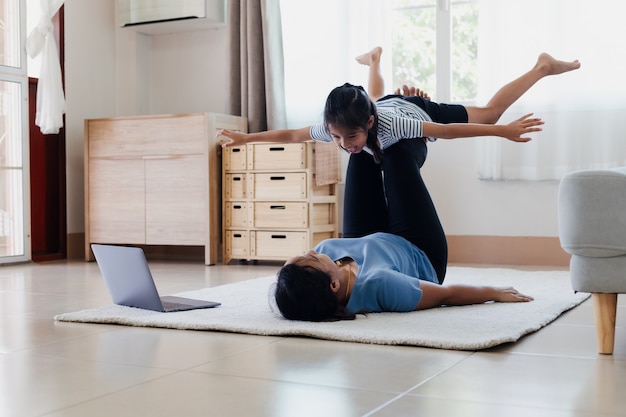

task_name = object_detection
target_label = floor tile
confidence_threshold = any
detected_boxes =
[408,352,626,415]
[193,337,471,393]
[0,351,174,417]
[42,371,396,417]
[30,326,282,370]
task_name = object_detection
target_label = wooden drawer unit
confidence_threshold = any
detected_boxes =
[251,173,307,200]
[253,202,308,228]
[224,173,247,199]
[85,112,247,265]
[224,202,250,228]
[222,141,339,263]
[312,203,335,226]
[248,143,306,170]
[250,231,308,259]
[87,114,206,158]
[224,230,249,259]
[222,146,247,171]
[224,143,307,171]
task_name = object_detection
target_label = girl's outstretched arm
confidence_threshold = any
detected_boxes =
[218,126,313,147]
[415,280,534,310]
[422,113,544,143]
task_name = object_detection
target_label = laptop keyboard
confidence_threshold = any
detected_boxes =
[161,301,192,311]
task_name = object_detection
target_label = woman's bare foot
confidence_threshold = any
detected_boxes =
[355,46,383,66]
[535,52,581,77]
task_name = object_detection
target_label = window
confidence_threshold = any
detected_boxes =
[280,0,626,179]
[280,0,479,124]
[476,0,626,179]
[0,0,29,263]
[390,0,478,103]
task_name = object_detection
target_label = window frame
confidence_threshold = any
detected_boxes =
[0,0,31,264]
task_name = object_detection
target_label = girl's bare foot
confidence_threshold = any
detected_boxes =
[535,52,581,76]
[355,46,383,66]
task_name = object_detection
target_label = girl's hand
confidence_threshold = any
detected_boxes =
[503,113,544,143]
[217,129,248,147]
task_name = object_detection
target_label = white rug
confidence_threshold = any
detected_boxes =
[54,267,589,350]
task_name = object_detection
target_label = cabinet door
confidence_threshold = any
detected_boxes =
[145,156,206,245]
[88,159,146,243]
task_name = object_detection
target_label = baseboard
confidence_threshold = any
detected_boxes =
[68,233,207,262]
[69,233,570,267]
[67,233,85,260]
[447,235,570,267]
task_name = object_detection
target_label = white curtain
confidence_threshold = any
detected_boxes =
[280,0,390,128]
[26,0,65,135]
[476,0,626,180]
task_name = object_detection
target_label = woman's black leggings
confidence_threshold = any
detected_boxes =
[342,139,448,283]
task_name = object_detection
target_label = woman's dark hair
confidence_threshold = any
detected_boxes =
[274,263,356,322]
[324,83,383,163]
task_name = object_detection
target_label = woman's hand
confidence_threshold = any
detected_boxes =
[502,113,544,143]
[491,287,534,303]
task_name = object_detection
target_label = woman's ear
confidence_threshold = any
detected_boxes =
[367,115,375,129]
[330,279,341,294]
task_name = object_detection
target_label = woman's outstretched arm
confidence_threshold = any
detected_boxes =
[415,280,534,310]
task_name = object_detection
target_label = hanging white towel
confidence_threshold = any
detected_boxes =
[26,0,66,135]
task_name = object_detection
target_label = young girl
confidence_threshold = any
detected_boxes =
[274,136,533,322]
[219,47,580,163]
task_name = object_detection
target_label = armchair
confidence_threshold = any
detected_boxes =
[558,167,626,354]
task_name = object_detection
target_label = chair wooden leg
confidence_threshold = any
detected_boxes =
[592,293,618,355]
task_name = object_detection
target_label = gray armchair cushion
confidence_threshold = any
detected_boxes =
[558,167,626,258]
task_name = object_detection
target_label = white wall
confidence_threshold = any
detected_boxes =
[64,0,117,237]
[423,139,560,237]
[149,29,228,115]
[64,0,560,243]
[64,0,229,238]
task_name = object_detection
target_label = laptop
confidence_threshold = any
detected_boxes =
[91,244,221,312]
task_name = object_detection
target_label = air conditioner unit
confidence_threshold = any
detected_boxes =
[117,0,226,35]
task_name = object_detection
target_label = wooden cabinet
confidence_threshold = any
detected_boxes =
[222,142,340,263]
[85,112,247,264]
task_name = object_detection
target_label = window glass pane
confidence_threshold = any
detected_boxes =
[0,0,21,68]
[390,0,437,98]
[0,80,24,257]
[450,0,478,102]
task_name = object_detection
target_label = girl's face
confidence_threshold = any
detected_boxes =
[328,115,375,154]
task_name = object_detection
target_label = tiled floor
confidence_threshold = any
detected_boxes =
[1,258,625,417]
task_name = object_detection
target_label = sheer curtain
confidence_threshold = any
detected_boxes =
[476,0,626,180]
[280,0,390,128]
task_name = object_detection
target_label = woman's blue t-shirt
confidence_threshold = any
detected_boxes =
[313,232,438,313]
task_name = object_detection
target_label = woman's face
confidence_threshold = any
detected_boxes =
[284,250,339,277]
[328,115,375,154]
